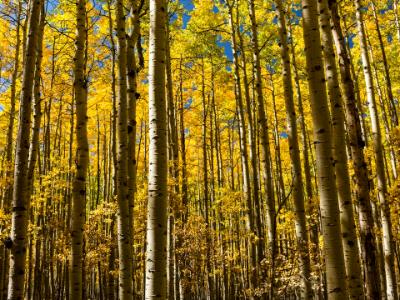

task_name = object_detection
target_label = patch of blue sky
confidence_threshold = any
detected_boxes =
[290,17,300,25]
[184,128,190,137]
[280,132,288,139]
[182,13,191,29]
[103,39,112,49]
[93,24,100,34]
[170,12,178,23]
[91,0,103,11]
[180,0,194,11]
[184,98,193,109]
[185,61,194,69]
[266,58,278,74]
[96,60,104,68]
[46,0,59,13]
[346,33,356,49]
[216,35,233,61]
[212,5,219,13]
[291,7,302,18]
[266,64,276,74]
[0,78,10,93]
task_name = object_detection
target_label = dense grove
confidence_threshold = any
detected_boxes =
[0,0,400,299]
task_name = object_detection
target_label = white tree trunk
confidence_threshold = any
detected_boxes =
[145,0,168,298]
[355,1,398,298]
[7,0,42,298]
[70,0,88,298]
[301,0,348,298]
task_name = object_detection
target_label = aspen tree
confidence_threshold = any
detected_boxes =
[106,1,117,297]
[301,0,348,298]
[145,0,168,298]
[115,0,134,297]
[355,0,398,298]
[165,13,179,300]
[165,18,180,299]
[27,6,45,300]
[247,1,275,286]
[371,0,398,129]
[3,0,22,211]
[69,0,89,297]
[7,0,42,298]
[126,4,142,292]
[0,2,22,296]
[236,7,262,254]
[288,22,322,276]
[366,35,398,182]
[275,0,312,297]
[226,2,256,295]
[318,0,364,298]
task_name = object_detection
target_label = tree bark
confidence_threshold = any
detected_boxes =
[354,1,398,298]
[275,0,312,297]
[246,3,275,290]
[301,0,348,298]
[318,1,364,298]
[329,1,382,298]
[115,0,134,297]
[69,0,89,298]
[7,0,42,298]
[145,0,168,298]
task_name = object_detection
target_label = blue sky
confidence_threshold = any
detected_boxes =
[179,0,234,61]
[180,0,194,11]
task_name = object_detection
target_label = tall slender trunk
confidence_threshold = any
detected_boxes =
[115,0,134,297]
[0,2,22,296]
[145,0,168,298]
[165,15,179,300]
[126,4,142,293]
[106,1,117,298]
[371,0,398,128]
[246,2,275,289]
[275,0,312,297]
[2,0,22,212]
[226,3,255,295]
[329,1,382,298]
[179,57,188,218]
[366,35,398,182]
[26,5,45,300]
[289,25,322,284]
[236,7,262,260]
[355,1,398,298]
[301,0,348,298]
[7,0,42,298]
[318,1,364,298]
[69,0,89,297]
